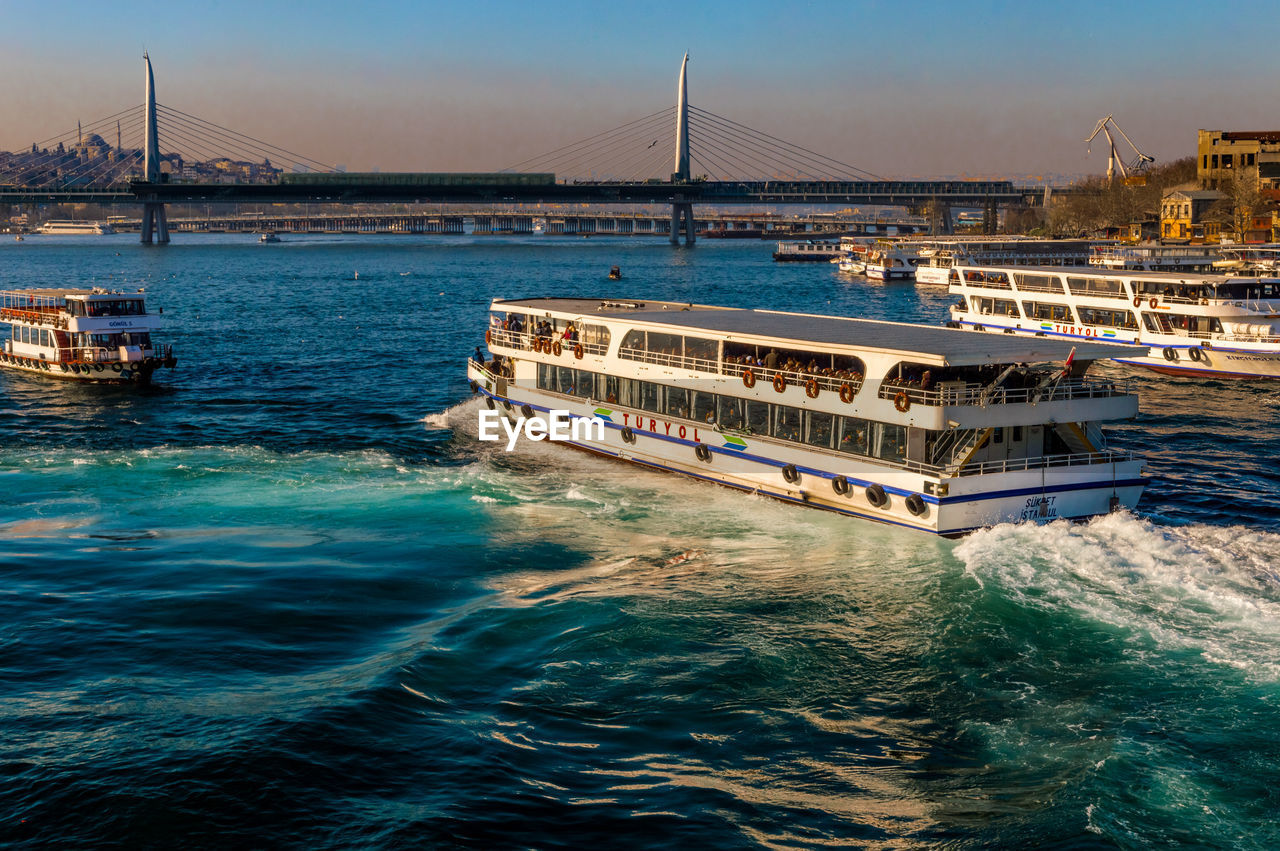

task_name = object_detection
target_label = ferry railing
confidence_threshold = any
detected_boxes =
[720,361,865,397]
[0,307,69,329]
[947,449,1138,478]
[618,347,722,373]
[487,328,609,357]
[878,377,1133,408]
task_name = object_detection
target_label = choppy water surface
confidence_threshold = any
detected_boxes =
[2,234,1279,848]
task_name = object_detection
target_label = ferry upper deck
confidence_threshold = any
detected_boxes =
[492,296,1137,368]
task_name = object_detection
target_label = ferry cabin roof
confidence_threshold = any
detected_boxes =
[491,297,1134,369]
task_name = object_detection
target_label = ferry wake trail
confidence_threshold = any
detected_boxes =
[2,234,1278,848]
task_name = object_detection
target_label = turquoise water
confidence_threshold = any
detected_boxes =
[3,233,1280,848]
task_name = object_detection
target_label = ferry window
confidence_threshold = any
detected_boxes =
[556,366,577,395]
[837,417,869,455]
[717,396,745,430]
[1015,273,1063,293]
[1142,314,1161,333]
[773,406,802,442]
[805,412,834,449]
[963,270,1011,289]
[665,386,690,418]
[620,329,645,352]
[1067,276,1125,298]
[571,369,592,398]
[9,327,14,341]
[993,427,1004,445]
[994,299,1020,317]
[580,323,610,350]
[871,423,906,463]
[1077,307,1138,329]
[691,391,716,424]
[683,336,717,364]
[974,297,994,315]
[600,375,623,405]
[1012,426,1023,442]
[744,400,770,434]
[21,326,31,344]
[1022,302,1073,322]
[41,330,50,347]
[647,332,683,357]
[637,381,663,414]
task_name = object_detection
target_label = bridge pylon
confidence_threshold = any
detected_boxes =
[140,52,169,245]
[669,53,695,246]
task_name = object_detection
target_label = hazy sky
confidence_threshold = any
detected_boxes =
[2,0,1277,179]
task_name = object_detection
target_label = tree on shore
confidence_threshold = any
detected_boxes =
[1047,157,1197,237]
[1207,168,1265,242]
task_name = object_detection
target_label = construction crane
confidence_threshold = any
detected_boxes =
[1086,115,1155,184]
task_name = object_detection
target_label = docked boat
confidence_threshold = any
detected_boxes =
[947,264,1280,378]
[914,238,1096,286]
[834,236,871,274]
[864,240,924,280]
[470,297,1145,536]
[1,288,176,384]
[773,240,842,262]
[35,220,116,235]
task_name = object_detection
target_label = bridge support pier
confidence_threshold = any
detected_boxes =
[670,201,695,246]
[140,201,169,245]
[982,200,997,235]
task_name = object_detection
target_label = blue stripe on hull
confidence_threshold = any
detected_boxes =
[472,386,1144,531]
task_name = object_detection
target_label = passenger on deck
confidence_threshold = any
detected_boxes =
[473,346,485,365]
[764,349,779,370]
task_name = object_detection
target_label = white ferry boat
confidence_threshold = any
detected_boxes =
[773,240,842,262]
[864,241,924,280]
[914,238,1096,286]
[469,298,1145,536]
[0,288,176,384]
[35,220,117,235]
[1088,244,1220,272]
[947,264,1280,378]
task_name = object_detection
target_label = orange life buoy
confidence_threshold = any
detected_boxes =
[742,368,756,389]
[894,391,911,412]
[772,373,787,393]
[485,328,492,345]
[804,378,820,398]
[552,340,563,357]
[1132,295,1142,308]
[1149,297,1159,309]
[574,343,584,360]
[839,382,855,403]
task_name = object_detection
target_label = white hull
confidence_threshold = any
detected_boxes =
[915,266,952,286]
[950,316,1280,378]
[468,364,1143,536]
[866,265,914,281]
[0,353,161,383]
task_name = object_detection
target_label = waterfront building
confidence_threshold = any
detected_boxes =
[1160,188,1224,243]
[1197,130,1280,192]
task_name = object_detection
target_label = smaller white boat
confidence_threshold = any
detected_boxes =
[1,287,176,384]
[35,220,116,235]
[258,232,281,243]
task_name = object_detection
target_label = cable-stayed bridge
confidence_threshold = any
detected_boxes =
[1,54,1038,243]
